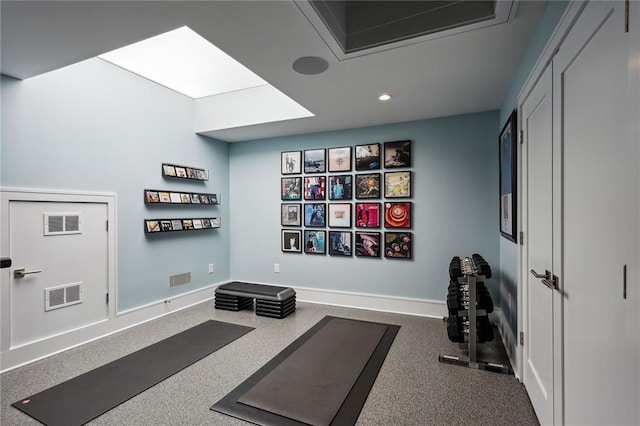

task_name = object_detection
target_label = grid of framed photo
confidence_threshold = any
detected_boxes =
[281,140,412,257]
[144,218,220,233]
[145,190,219,205]
[162,163,208,181]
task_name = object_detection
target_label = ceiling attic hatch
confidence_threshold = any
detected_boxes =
[298,0,515,59]
[98,26,313,135]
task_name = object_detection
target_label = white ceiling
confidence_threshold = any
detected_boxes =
[1,1,546,142]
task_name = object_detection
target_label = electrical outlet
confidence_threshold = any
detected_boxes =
[274,263,280,273]
[208,263,214,274]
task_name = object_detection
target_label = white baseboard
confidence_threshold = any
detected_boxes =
[492,307,519,379]
[0,282,225,373]
[290,285,447,318]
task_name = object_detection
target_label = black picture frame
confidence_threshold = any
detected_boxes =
[328,174,352,200]
[328,146,352,172]
[281,177,302,201]
[304,149,326,173]
[383,140,411,168]
[355,143,381,171]
[384,171,411,198]
[328,203,352,228]
[281,203,302,226]
[282,229,302,253]
[304,176,326,200]
[384,232,412,259]
[384,202,412,228]
[329,231,352,256]
[499,109,518,242]
[304,203,326,227]
[355,173,381,199]
[281,151,302,175]
[304,230,326,255]
[355,231,381,257]
[355,202,381,228]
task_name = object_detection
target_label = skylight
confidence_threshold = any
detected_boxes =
[99,26,269,99]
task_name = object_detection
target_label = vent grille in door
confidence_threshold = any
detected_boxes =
[44,213,82,235]
[45,282,83,311]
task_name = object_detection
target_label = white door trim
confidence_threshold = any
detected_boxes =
[0,188,118,352]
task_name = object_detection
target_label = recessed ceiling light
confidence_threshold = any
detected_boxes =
[378,93,392,101]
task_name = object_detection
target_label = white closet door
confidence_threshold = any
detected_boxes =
[554,1,639,424]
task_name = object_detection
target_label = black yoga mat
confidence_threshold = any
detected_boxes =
[212,316,400,426]
[13,320,254,426]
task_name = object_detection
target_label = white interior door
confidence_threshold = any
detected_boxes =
[555,1,639,424]
[522,64,555,425]
[9,201,109,347]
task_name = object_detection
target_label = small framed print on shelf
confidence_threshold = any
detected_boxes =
[281,177,302,201]
[304,149,326,173]
[384,232,412,259]
[355,231,381,257]
[328,203,351,228]
[281,150,302,175]
[328,231,352,256]
[162,163,208,181]
[383,140,411,168]
[328,146,352,172]
[282,229,302,253]
[384,202,412,228]
[304,230,326,255]
[355,143,381,171]
[355,202,381,228]
[355,173,381,199]
[281,203,302,226]
[384,171,411,198]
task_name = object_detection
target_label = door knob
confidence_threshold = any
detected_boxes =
[531,269,557,290]
[13,268,42,279]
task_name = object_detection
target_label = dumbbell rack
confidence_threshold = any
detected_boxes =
[439,257,511,374]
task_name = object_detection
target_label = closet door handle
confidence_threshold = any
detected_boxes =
[531,269,557,290]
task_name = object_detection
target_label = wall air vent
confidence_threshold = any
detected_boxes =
[45,282,83,311]
[44,212,83,235]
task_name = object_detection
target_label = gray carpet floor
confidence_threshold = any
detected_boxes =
[0,301,539,425]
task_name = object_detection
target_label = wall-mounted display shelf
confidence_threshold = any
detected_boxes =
[144,189,219,205]
[162,163,208,181]
[144,217,220,233]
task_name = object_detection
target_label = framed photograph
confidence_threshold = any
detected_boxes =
[328,203,351,228]
[200,194,210,204]
[304,149,326,173]
[171,219,183,231]
[196,169,207,180]
[183,219,194,230]
[281,177,302,200]
[145,191,160,203]
[210,194,219,204]
[202,219,211,228]
[210,218,220,228]
[282,229,302,253]
[281,150,302,174]
[384,140,411,168]
[328,146,352,172]
[355,202,381,228]
[329,231,352,256]
[384,171,411,198]
[281,203,302,226]
[355,143,381,171]
[500,109,518,242]
[160,220,172,231]
[193,219,203,229]
[181,193,192,203]
[304,230,326,254]
[190,193,201,204]
[304,176,326,200]
[170,192,182,203]
[158,192,170,203]
[175,167,187,178]
[384,232,412,259]
[384,202,412,228]
[355,232,381,257]
[355,173,381,199]
[304,203,326,227]
[329,175,352,200]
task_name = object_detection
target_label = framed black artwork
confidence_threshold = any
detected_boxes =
[499,109,517,242]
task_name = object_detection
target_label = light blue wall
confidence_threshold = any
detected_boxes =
[1,58,230,311]
[229,111,500,301]
[498,0,569,332]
